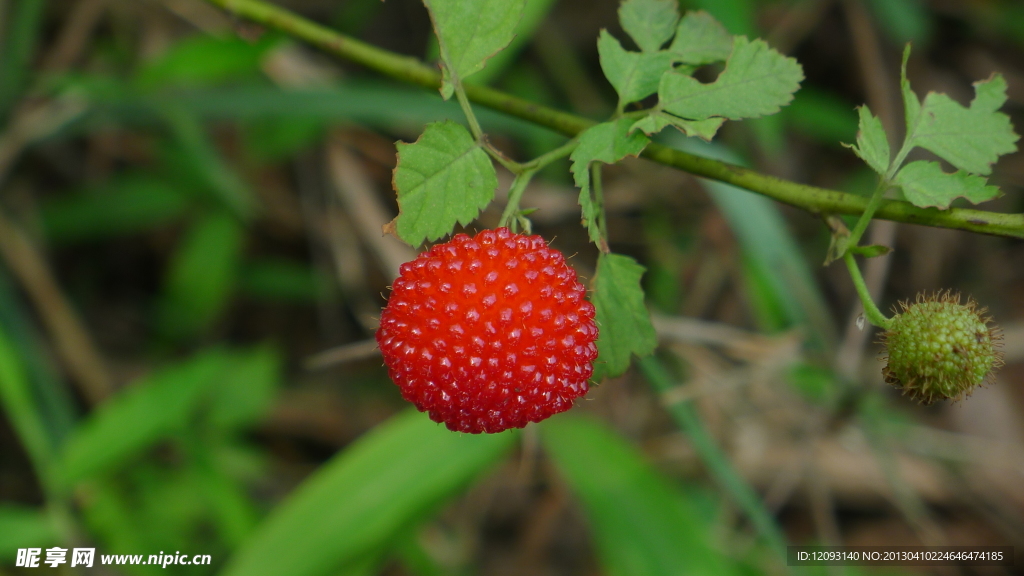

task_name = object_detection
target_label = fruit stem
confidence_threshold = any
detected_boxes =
[454,83,484,142]
[843,251,892,330]
[498,171,534,229]
[844,178,888,252]
[521,136,578,171]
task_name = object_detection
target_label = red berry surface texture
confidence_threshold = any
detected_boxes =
[376,228,599,433]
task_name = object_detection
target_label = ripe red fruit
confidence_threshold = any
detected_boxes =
[376,228,598,433]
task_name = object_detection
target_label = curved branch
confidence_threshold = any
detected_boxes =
[205,0,1024,240]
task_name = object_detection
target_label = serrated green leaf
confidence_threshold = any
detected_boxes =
[619,0,680,52]
[668,11,733,65]
[542,414,735,576]
[899,45,920,138]
[849,106,890,175]
[591,253,657,380]
[630,112,724,140]
[424,0,527,98]
[597,31,675,107]
[893,160,1001,209]
[220,410,516,576]
[570,119,650,244]
[659,36,803,121]
[391,120,497,246]
[905,75,1019,175]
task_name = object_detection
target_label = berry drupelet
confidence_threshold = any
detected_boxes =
[376,228,599,433]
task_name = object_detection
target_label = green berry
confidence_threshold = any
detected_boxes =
[880,291,1002,405]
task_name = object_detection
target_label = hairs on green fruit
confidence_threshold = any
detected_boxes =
[880,290,1003,405]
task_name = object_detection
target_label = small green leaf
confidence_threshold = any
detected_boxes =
[906,75,1019,175]
[391,120,497,246]
[597,31,675,106]
[899,45,920,138]
[570,119,650,244]
[542,414,735,576]
[630,112,724,140]
[619,0,680,52]
[668,11,733,65]
[848,106,890,175]
[424,0,527,98]
[219,410,516,576]
[59,350,233,486]
[591,253,657,380]
[893,160,1001,209]
[157,211,245,341]
[659,36,803,121]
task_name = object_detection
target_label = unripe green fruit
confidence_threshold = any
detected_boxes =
[880,292,1002,405]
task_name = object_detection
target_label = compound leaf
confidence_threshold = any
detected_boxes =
[597,31,675,106]
[591,253,657,380]
[619,0,679,52]
[659,36,802,121]
[893,160,1001,209]
[848,106,890,175]
[391,120,497,246]
[668,11,733,65]
[570,119,650,244]
[905,74,1019,175]
[424,0,527,98]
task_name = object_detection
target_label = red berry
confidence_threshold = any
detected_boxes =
[376,228,599,433]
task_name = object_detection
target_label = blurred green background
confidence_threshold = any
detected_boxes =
[1,0,1023,574]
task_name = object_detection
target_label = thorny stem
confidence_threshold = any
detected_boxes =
[843,252,893,330]
[202,0,1024,241]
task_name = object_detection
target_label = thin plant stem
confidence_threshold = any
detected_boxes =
[454,83,484,142]
[499,171,534,229]
[201,0,1024,241]
[843,251,892,330]
[845,179,889,251]
[521,136,578,171]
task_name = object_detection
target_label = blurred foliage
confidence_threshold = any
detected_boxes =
[0,0,1021,575]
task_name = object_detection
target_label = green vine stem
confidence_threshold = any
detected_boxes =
[843,251,893,330]
[454,83,484,142]
[844,179,889,252]
[203,0,1024,240]
[498,172,532,229]
[498,138,578,229]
